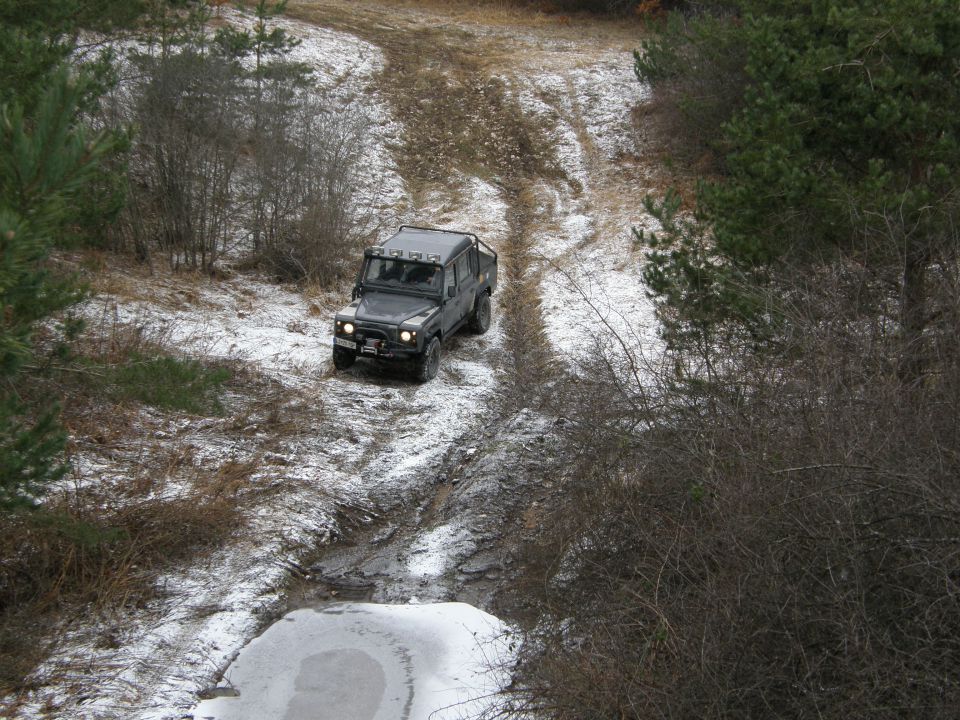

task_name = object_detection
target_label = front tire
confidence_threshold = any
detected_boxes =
[468,292,491,334]
[333,346,356,370]
[414,336,441,382]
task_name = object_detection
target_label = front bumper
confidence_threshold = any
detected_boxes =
[332,333,419,360]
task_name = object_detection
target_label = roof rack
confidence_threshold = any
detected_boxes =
[396,225,496,262]
[398,225,479,243]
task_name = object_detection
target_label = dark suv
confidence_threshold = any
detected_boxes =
[332,226,498,381]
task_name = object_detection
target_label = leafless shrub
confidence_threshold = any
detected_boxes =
[505,259,960,718]
[253,84,375,285]
[124,48,242,272]
[112,40,375,286]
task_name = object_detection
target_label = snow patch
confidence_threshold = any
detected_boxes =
[406,524,475,579]
[191,602,516,720]
[539,227,659,361]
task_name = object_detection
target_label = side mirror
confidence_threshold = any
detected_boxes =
[447,285,457,298]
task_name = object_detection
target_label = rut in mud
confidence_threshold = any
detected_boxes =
[279,0,568,606]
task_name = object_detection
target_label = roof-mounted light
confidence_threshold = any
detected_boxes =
[427,253,441,262]
[369,246,384,255]
[408,251,423,260]
[389,248,403,258]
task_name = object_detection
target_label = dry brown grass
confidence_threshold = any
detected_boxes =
[54,247,220,312]
[288,0,638,31]
[498,186,559,400]
[290,0,582,192]
[627,97,707,203]
[0,387,298,700]
[0,490,242,697]
[382,0,556,26]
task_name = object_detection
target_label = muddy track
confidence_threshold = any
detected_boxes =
[279,0,564,608]
[285,408,568,611]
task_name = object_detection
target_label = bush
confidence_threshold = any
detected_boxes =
[636,1,960,382]
[249,79,373,285]
[506,261,960,718]
[524,0,693,15]
[111,2,375,285]
[125,46,242,272]
[633,5,747,164]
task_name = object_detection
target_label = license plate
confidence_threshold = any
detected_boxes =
[334,337,356,350]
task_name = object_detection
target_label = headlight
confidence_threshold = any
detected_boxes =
[400,330,412,342]
[343,322,355,335]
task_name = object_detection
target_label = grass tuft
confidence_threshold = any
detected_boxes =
[104,355,231,414]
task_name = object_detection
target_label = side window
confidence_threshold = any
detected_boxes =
[455,253,470,286]
[444,262,456,295]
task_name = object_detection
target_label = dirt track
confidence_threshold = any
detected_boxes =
[278,0,647,622]
[6,3,654,717]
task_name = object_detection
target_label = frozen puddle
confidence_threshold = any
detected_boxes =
[191,602,515,720]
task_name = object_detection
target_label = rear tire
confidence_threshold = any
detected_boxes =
[468,292,491,334]
[333,346,356,370]
[414,336,441,382]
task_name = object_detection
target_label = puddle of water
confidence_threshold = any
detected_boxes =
[313,574,376,602]
[190,602,515,720]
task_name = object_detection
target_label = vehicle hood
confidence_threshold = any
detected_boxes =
[355,292,437,325]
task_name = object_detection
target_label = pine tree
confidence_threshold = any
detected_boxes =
[213,1,301,79]
[0,0,145,109]
[212,0,309,252]
[0,73,120,509]
[637,0,960,379]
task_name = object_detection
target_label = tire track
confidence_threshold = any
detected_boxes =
[290,0,561,397]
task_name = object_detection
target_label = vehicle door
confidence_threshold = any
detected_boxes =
[455,250,478,320]
[441,261,460,334]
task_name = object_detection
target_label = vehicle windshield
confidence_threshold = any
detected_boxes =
[364,258,441,292]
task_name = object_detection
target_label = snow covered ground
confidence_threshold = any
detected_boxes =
[6,5,661,719]
[511,48,659,362]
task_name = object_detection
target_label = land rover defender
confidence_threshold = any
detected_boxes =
[331,226,498,381]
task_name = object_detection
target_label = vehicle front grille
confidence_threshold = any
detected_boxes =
[356,323,393,343]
